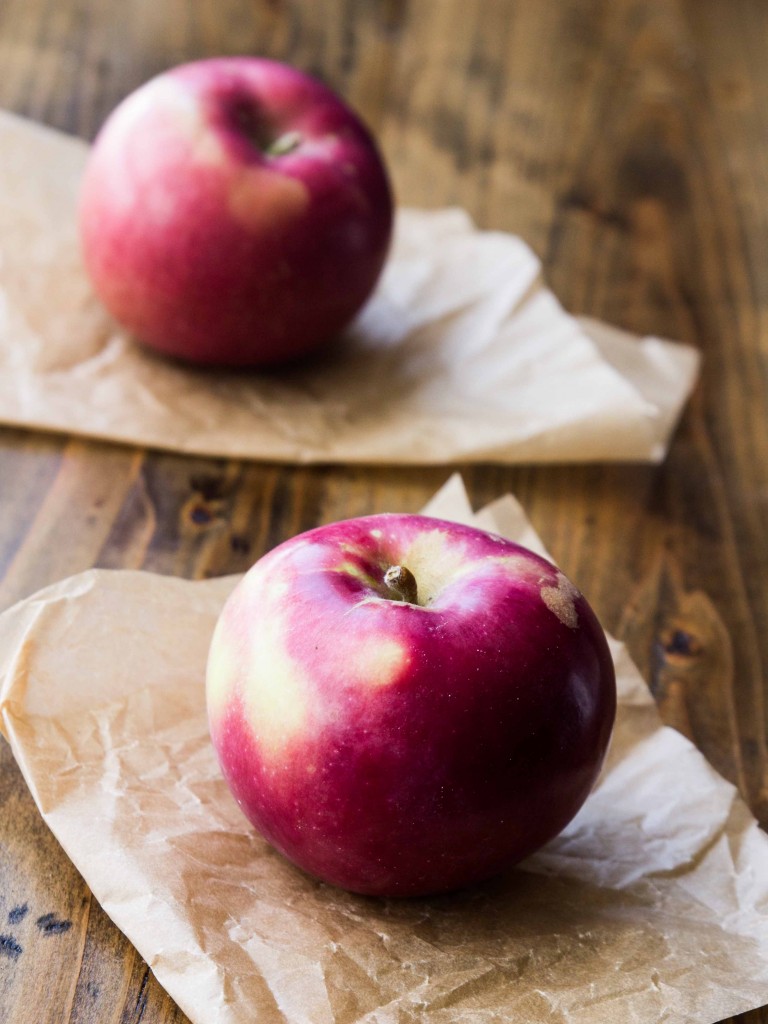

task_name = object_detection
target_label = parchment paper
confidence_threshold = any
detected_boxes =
[0,110,699,465]
[1,474,766,1024]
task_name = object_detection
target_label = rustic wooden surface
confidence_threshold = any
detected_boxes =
[0,1,766,1021]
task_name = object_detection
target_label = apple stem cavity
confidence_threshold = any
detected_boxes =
[383,565,418,605]
[227,95,302,157]
[267,130,303,157]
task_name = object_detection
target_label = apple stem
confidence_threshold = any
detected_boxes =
[267,130,303,157]
[383,565,418,605]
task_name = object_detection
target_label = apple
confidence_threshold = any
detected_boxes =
[78,57,394,367]
[206,514,616,897]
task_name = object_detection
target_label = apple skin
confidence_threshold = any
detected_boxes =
[206,514,616,897]
[78,57,394,367]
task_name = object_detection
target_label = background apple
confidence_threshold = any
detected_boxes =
[206,513,617,898]
[79,57,394,367]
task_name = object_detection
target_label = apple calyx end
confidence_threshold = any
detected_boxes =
[383,565,418,605]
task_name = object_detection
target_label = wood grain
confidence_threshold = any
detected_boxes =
[0,1,766,1021]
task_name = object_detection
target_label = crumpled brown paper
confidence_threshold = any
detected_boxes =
[1,474,766,1024]
[0,110,699,464]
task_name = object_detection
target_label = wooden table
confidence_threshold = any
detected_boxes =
[0,1,766,1021]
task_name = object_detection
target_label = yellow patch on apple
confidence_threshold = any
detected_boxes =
[401,529,469,605]
[345,635,409,690]
[205,614,242,724]
[242,615,309,759]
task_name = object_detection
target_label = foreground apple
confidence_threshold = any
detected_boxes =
[79,57,393,367]
[206,514,616,897]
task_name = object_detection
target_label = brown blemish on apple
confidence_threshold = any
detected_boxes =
[540,572,580,630]
[228,166,310,230]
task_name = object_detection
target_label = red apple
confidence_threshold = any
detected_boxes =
[206,514,616,897]
[78,57,394,367]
